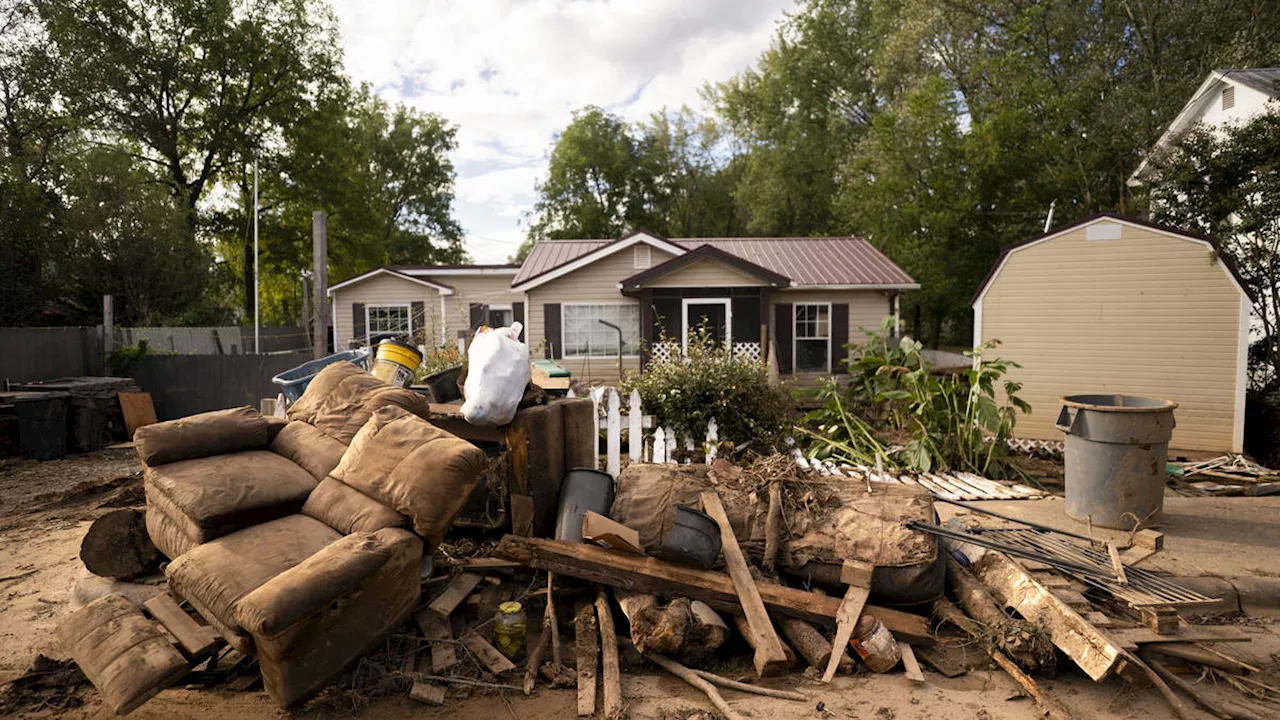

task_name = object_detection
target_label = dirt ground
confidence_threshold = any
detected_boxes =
[2,450,1279,719]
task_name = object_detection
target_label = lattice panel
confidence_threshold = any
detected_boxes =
[649,342,680,365]
[732,342,762,362]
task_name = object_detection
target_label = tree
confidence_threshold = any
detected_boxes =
[641,109,748,238]
[1147,109,1280,389]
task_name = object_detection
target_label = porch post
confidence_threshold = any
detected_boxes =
[639,288,653,371]
[759,288,771,356]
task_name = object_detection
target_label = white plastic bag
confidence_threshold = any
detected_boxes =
[461,322,531,427]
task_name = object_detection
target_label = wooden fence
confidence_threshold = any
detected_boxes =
[569,387,722,478]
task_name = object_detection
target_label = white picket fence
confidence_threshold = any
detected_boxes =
[567,386,721,478]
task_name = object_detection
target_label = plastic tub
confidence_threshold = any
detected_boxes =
[13,392,70,460]
[652,505,722,570]
[371,339,422,388]
[271,348,371,404]
[554,468,615,543]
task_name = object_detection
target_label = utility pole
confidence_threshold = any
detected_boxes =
[102,295,114,357]
[312,211,328,359]
[253,151,260,354]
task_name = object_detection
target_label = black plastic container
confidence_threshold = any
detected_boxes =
[652,505,721,569]
[554,468,615,543]
[13,392,70,460]
[422,365,464,403]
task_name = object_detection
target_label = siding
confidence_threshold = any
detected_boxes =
[645,259,764,288]
[773,289,895,371]
[425,274,524,343]
[331,274,443,349]
[978,221,1245,451]
[527,247,676,382]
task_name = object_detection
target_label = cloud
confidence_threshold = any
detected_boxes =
[330,0,791,262]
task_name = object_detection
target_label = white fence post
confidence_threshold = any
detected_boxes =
[665,427,678,464]
[589,387,605,470]
[705,418,718,464]
[683,431,694,464]
[606,389,621,479]
[628,389,642,463]
[653,427,667,464]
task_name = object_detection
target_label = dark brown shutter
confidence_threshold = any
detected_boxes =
[469,303,486,330]
[544,303,562,359]
[774,303,792,373]
[831,303,849,374]
[411,301,426,345]
[512,302,525,342]
[352,303,366,347]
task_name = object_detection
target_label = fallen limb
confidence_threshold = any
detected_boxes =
[1124,651,1193,720]
[524,624,551,695]
[644,653,743,720]
[414,674,522,691]
[691,669,807,701]
[1139,651,1240,720]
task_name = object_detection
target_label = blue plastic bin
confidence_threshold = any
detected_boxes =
[272,348,372,404]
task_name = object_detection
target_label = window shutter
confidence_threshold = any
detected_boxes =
[774,303,792,373]
[352,303,366,347]
[544,303,562,359]
[512,302,525,342]
[411,301,426,345]
[831,303,849,374]
[469,303,487,330]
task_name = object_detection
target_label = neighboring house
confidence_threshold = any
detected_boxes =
[1129,67,1280,186]
[326,230,918,382]
[972,213,1251,452]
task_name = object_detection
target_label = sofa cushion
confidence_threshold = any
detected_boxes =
[145,450,318,544]
[166,514,342,634]
[301,477,410,534]
[285,362,430,445]
[269,421,348,482]
[145,505,198,559]
[135,406,268,467]
[331,406,487,549]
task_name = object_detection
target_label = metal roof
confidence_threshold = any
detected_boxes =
[1218,68,1280,97]
[514,236,916,288]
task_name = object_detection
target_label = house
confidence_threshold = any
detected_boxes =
[1129,67,1280,186]
[972,213,1251,452]
[327,230,918,381]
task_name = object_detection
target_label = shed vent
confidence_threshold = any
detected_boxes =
[633,244,651,269]
[1222,85,1235,110]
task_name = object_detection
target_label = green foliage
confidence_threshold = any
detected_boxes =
[799,318,1030,479]
[1147,109,1280,390]
[413,344,466,383]
[107,340,169,375]
[625,327,793,449]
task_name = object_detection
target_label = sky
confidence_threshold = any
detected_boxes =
[329,0,793,263]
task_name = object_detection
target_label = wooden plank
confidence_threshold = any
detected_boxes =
[459,626,516,675]
[1140,607,1180,636]
[594,590,622,720]
[414,609,458,673]
[493,535,934,645]
[1107,542,1128,585]
[582,511,644,555]
[900,642,926,683]
[143,594,217,658]
[575,603,598,717]
[118,392,158,439]
[700,491,789,677]
[409,681,447,705]
[1107,626,1250,650]
[510,494,535,537]
[1133,530,1164,550]
[823,560,872,683]
[429,573,484,618]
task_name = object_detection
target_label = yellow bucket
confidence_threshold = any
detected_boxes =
[371,339,423,388]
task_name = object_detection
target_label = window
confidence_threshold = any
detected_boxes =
[633,245,651,269]
[564,304,640,357]
[1222,85,1235,110]
[487,305,514,327]
[794,303,830,372]
[367,305,411,344]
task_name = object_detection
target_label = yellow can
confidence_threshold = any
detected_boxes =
[370,338,422,388]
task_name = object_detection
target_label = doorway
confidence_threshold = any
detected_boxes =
[682,298,731,353]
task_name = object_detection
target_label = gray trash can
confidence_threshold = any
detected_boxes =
[1056,394,1177,529]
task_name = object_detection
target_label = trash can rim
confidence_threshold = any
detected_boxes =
[1059,394,1177,413]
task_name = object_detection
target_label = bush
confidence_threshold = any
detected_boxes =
[625,328,793,448]
[107,340,169,375]
[799,318,1031,479]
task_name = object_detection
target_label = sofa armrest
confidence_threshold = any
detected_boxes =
[135,406,269,466]
[234,528,420,637]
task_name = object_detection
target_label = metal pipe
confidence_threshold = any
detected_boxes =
[253,151,260,354]
[932,497,1099,543]
[598,319,623,379]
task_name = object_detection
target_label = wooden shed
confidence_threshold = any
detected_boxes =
[972,214,1251,452]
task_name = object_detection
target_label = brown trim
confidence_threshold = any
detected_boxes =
[619,244,792,290]
[774,303,793,373]
[639,289,654,370]
[544,304,562,360]
[970,212,1255,306]
[831,303,849,374]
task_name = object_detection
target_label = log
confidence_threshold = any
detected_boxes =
[524,624,551,695]
[822,560,872,683]
[946,557,1052,673]
[763,481,782,573]
[493,535,934,645]
[1139,651,1233,720]
[1124,651,1193,720]
[935,599,1073,720]
[644,653,744,720]
[575,603,598,717]
[80,509,162,579]
[691,669,808,701]
[617,592,690,655]
[780,618,850,674]
[595,590,623,720]
[732,613,795,670]
[700,491,788,678]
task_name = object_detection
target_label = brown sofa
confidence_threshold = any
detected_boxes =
[134,362,487,707]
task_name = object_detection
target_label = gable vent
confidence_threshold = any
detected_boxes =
[633,244,652,269]
[1223,85,1235,110]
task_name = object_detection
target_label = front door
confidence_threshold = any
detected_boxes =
[682,298,731,352]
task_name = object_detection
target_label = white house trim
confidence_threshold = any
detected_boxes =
[402,267,520,276]
[327,267,455,295]
[439,294,447,346]
[792,301,833,374]
[560,301,643,360]
[972,297,983,369]
[971,216,1251,306]
[1234,293,1252,453]
[681,298,732,355]
[364,303,412,347]
[512,232,687,292]
[779,283,920,291]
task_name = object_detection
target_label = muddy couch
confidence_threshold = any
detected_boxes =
[134,362,487,707]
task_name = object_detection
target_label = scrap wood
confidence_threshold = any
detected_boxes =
[1107,625,1251,650]
[575,603,598,717]
[1139,651,1252,720]
[731,613,795,671]
[459,626,516,675]
[524,624,551,695]
[780,618,850,674]
[429,573,484,618]
[763,481,782,573]
[414,609,458,673]
[690,669,808,701]
[643,653,744,720]
[822,560,872,683]
[1125,651,1194,720]
[415,674,523,691]
[143,594,218,658]
[1107,542,1128,585]
[700,490,789,678]
[899,642,925,683]
[492,535,934,645]
[594,590,623,720]
[946,556,1055,674]
[408,681,446,706]
[547,573,563,668]
[935,599,1073,720]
